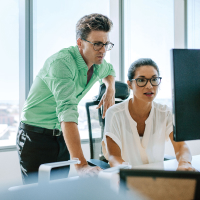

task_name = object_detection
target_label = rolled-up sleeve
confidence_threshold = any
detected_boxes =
[43,59,79,124]
[102,107,121,160]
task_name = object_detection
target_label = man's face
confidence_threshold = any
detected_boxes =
[78,30,109,67]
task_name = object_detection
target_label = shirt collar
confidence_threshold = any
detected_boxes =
[73,46,88,70]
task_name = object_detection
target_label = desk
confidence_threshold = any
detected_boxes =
[132,155,200,171]
[99,155,200,183]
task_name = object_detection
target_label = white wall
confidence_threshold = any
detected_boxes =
[0,151,22,190]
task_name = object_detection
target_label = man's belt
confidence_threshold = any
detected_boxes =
[20,122,62,136]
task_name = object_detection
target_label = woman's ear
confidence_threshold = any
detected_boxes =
[127,80,132,89]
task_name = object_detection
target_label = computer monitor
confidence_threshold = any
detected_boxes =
[171,49,200,141]
[120,169,200,200]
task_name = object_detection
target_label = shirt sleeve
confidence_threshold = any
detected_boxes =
[43,59,79,124]
[165,110,173,141]
[102,107,122,160]
[98,60,116,84]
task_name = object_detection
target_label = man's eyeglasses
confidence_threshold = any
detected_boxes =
[132,77,162,87]
[82,38,114,51]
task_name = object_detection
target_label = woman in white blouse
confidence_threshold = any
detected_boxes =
[102,58,196,171]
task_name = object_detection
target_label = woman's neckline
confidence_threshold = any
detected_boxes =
[127,98,153,124]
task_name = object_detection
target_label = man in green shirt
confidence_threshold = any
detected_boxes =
[17,13,115,184]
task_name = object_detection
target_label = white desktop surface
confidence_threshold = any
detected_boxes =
[132,155,200,171]
[107,155,200,193]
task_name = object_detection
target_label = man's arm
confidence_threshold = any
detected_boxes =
[96,75,115,118]
[169,132,196,171]
[61,122,102,176]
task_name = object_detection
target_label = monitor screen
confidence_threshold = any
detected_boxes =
[120,169,200,200]
[171,49,200,141]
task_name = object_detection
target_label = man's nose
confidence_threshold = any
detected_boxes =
[99,45,106,53]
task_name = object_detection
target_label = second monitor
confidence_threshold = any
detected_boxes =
[171,49,200,141]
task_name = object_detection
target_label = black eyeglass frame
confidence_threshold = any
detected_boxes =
[81,38,114,51]
[132,77,162,87]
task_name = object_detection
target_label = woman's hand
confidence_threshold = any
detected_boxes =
[177,161,197,171]
[169,132,198,172]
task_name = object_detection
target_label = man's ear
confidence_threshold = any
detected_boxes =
[77,38,82,48]
[127,80,132,89]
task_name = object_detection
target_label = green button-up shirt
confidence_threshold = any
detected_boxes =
[21,46,115,130]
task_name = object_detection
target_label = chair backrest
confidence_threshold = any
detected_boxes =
[120,169,200,200]
[94,81,130,101]
[85,81,130,159]
[96,81,130,130]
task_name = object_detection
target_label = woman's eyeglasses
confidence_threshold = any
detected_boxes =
[132,77,162,87]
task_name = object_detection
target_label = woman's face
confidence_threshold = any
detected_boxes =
[127,65,159,103]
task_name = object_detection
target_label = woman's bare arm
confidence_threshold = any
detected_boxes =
[106,136,125,167]
[169,132,196,171]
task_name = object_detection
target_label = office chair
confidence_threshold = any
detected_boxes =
[85,81,130,169]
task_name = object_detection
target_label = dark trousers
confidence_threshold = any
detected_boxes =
[16,126,70,185]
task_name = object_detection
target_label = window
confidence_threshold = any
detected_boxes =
[33,0,110,139]
[124,0,174,107]
[187,0,200,49]
[0,0,19,147]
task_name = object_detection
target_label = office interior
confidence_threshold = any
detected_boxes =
[0,0,200,199]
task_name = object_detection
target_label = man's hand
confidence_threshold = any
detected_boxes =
[96,86,115,118]
[76,164,102,177]
[177,161,197,171]
[96,75,115,118]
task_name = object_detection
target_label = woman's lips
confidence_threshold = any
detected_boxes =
[144,92,154,97]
